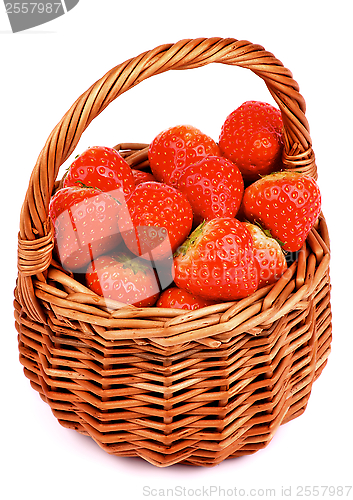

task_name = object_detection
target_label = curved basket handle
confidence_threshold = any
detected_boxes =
[17,38,317,321]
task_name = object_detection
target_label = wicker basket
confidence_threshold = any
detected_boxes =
[14,38,332,467]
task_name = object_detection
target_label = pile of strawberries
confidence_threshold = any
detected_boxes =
[49,101,322,311]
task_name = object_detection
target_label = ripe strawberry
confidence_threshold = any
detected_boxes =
[241,172,322,252]
[177,155,244,226]
[243,222,287,288]
[157,287,215,310]
[118,181,193,261]
[148,125,221,188]
[63,146,135,200]
[174,218,259,301]
[49,186,122,271]
[86,252,160,307]
[131,169,156,186]
[219,101,284,183]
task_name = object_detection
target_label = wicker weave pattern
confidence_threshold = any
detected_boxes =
[14,38,332,467]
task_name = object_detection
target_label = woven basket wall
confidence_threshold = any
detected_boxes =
[14,38,332,467]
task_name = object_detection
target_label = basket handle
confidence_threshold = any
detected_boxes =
[17,37,317,287]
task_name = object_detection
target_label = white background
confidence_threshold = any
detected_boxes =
[1,1,352,499]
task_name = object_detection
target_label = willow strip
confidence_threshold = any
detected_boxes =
[261,283,310,327]
[309,254,330,294]
[306,230,324,263]
[33,279,68,299]
[155,303,266,347]
[102,315,221,341]
[262,261,298,311]
[35,288,111,318]
[111,307,186,319]
[163,314,221,336]
[196,338,222,348]
[295,241,307,289]
[164,302,234,328]
[318,216,330,249]
[271,280,296,311]
[215,306,279,342]
[47,268,97,295]
[51,304,165,330]
[220,285,273,324]
[304,253,316,290]
[311,226,330,256]
[67,292,135,312]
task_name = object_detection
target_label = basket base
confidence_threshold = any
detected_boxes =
[16,318,331,467]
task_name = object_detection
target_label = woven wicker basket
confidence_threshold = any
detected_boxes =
[14,38,332,468]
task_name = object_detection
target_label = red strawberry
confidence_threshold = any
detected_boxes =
[241,172,322,252]
[243,222,287,288]
[131,169,156,186]
[49,186,122,271]
[219,101,284,183]
[63,146,135,201]
[86,252,160,307]
[177,155,244,226]
[157,287,215,310]
[148,125,221,188]
[118,181,193,261]
[174,218,259,301]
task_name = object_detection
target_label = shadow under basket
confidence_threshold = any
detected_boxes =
[14,37,332,467]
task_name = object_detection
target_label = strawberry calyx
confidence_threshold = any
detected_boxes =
[253,220,285,247]
[245,219,285,247]
[75,180,100,190]
[114,253,150,276]
[91,253,150,277]
[258,170,283,179]
[74,180,122,205]
[174,220,206,257]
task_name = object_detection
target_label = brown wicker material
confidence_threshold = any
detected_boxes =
[14,38,332,467]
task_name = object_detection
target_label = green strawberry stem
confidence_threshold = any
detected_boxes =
[258,170,283,178]
[116,253,149,276]
[75,181,121,205]
[174,220,206,257]
[252,220,285,247]
[75,181,100,190]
